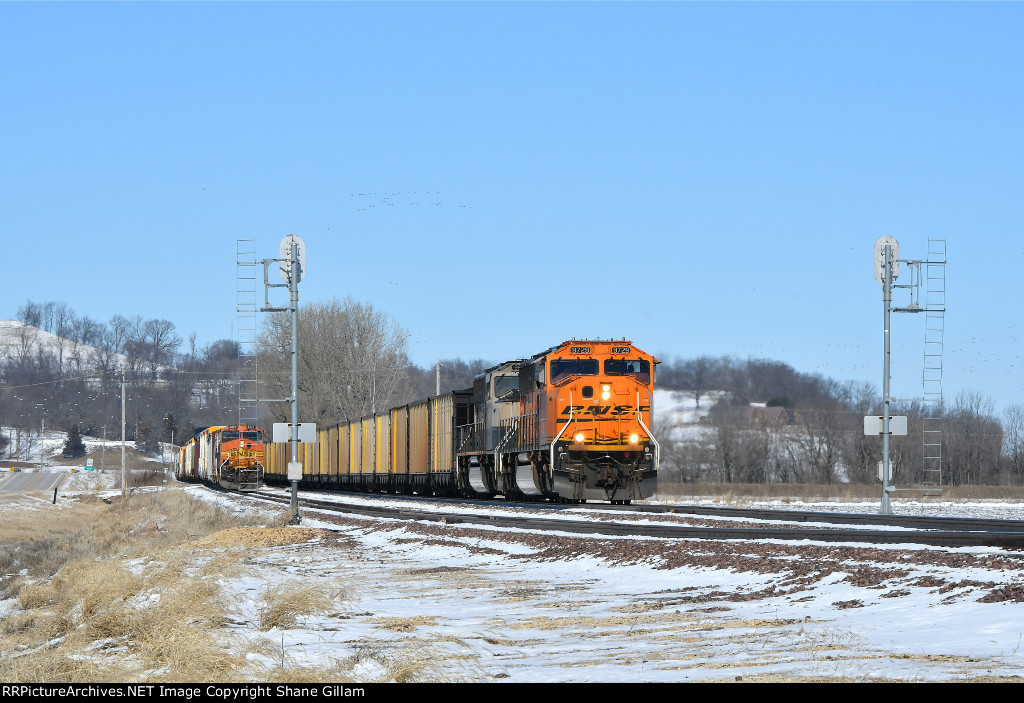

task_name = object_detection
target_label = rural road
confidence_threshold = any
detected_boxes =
[0,469,66,494]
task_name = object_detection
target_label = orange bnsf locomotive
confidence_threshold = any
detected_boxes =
[176,424,266,491]
[466,339,659,502]
[263,340,658,503]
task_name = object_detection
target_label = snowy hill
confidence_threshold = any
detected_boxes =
[653,388,725,425]
[0,319,129,373]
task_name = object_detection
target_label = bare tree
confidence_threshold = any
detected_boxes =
[71,315,102,347]
[679,356,720,408]
[48,302,76,376]
[257,297,413,425]
[13,324,37,369]
[120,315,148,380]
[41,301,56,332]
[16,300,43,328]
[184,331,199,370]
[108,314,132,354]
[93,324,122,383]
[143,318,182,377]
[790,405,846,484]
[712,421,770,483]
[408,357,491,398]
[944,391,1003,486]
[1002,405,1024,485]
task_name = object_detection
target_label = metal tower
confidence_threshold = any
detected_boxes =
[236,238,259,429]
[877,237,948,509]
[921,239,946,494]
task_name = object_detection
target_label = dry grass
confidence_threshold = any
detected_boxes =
[310,641,459,683]
[0,490,259,682]
[127,469,168,487]
[0,486,442,682]
[257,581,347,631]
[0,488,370,683]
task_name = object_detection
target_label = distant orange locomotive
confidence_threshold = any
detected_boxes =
[263,340,659,503]
[176,424,266,491]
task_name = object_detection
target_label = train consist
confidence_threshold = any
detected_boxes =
[176,424,266,491]
[264,340,660,503]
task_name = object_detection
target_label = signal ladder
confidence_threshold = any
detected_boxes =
[236,239,259,430]
[921,239,946,495]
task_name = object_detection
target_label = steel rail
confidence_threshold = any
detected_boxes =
[608,503,1024,534]
[254,481,1024,534]
[231,489,1024,549]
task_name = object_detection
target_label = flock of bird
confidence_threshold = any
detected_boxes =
[351,191,471,213]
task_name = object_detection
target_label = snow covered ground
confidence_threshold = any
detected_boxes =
[6,424,1024,682]
[12,468,1018,682]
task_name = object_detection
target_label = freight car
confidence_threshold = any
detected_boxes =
[176,424,266,491]
[264,340,659,503]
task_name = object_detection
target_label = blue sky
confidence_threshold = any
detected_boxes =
[1,2,1021,414]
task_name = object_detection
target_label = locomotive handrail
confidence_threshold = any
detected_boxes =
[514,410,538,451]
[550,390,573,469]
[455,424,475,452]
[494,418,519,485]
[637,391,660,472]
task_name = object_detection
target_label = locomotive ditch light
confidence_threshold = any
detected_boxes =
[574,432,585,443]
[629,433,639,444]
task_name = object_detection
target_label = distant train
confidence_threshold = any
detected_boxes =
[263,339,660,503]
[176,424,266,491]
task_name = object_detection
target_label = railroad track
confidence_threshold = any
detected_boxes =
[227,487,1024,549]
[607,501,1024,534]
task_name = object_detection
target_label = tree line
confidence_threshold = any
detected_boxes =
[0,298,483,461]
[1,300,241,460]
[2,298,1021,487]
[656,356,1024,487]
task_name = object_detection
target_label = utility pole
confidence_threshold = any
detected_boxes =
[121,370,126,501]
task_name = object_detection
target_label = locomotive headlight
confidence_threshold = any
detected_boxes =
[629,433,640,444]
[601,384,611,401]
[575,432,585,443]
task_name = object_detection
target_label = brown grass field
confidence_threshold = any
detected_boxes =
[0,487,378,683]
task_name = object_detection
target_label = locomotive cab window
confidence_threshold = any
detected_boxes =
[243,431,263,442]
[603,359,651,384]
[221,431,240,441]
[550,358,599,384]
[494,375,519,401]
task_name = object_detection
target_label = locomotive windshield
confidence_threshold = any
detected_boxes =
[494,375,519,400]
[221,431,240,441]
[242,431,263,442]
[604,359,651,384]
[551,358,599,384]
